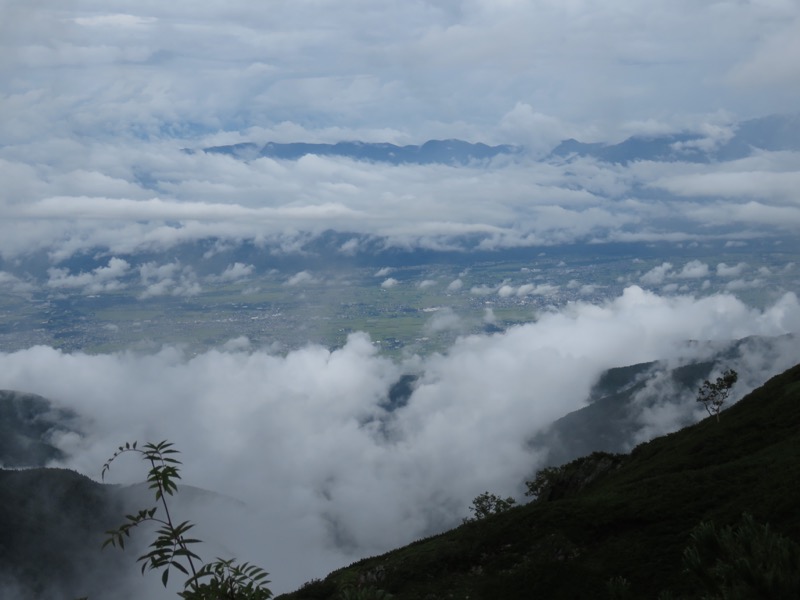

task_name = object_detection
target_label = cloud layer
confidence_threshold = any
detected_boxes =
[1,4,799,595]
[3,1,799,141]
[1,144,799,261]
[1,2,799,261]
[1,287,799,593]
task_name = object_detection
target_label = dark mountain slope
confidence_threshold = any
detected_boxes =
[0,390,79,467]
[0,468,128,599]
[280,362,800,599]
[548,113,800,164]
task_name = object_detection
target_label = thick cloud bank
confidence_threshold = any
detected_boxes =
[1,287,799,593]
[2,2,800,260]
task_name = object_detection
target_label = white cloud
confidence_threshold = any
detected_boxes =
[0,271,35,294]
[212,262,255,283]
[497,285,515,298]
[470,284,497,296]
[424,307,463,333]
[0,288,798,594]
[380,278,399,289]
[74,14,158,28]
[676,260,710,279]
[47,257,131,294]
[447,279,463,292]
[717,262,747,278]
[285,271,318,286]
[641,262,673,286]
[1,2,799,592]
[139,261,201,298]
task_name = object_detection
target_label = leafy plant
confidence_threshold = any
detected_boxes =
[696,369,738,422]
[463,491,516,523]
[605,575,633,600]
[102,440,272,599]
[336,584,392,600]
[524,466,563,500]
[683,513,800,599]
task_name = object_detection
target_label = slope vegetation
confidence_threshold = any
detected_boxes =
[281,362,800,599]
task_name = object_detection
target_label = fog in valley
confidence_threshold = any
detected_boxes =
[1,0,799,596]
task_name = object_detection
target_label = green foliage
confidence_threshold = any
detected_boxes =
[102,440,272,599]
[463,491,516,523]
[336,584,392,600]
[605,575,633,600]
[524,452,624,502]
[182,559,272,600]
[696,369,738,422]
[683,513,800,599]
[278,363,800,600]
[524,466,562,500]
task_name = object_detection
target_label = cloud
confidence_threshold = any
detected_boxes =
[0,287,798,594]
[380,278,399,289]
[0,272,36,294]
[676,260,710,279]
[727,16,800,89]
[424,307,463,333]
[285,271,319,286]
[0,138,798,261]
[640,262,673,286]
[652,169,800,202]
[1,2,799,593]
[211,262,255,283]
[716,262,747,278]
[139,261,201,298]
[47,257,131,294]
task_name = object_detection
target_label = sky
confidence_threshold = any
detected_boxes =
[1,1,800,596]
[1,0,800,258]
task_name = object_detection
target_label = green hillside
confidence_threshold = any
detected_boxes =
[280,363,800,599]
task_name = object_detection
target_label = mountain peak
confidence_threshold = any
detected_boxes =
[201,139,521,165]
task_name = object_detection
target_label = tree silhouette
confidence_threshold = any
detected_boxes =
[696,369,738,422]
[102,441,272,599]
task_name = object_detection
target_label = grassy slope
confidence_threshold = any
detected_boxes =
[280,362,800,599]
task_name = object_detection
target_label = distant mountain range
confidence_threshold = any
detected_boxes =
[549,113,800,164]
[196,113,800,166]
[200,139,521,165]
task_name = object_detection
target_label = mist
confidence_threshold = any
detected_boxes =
[2,1,800,596]
[1,286,798,594]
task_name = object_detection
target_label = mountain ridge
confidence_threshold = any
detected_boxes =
[196,113,800,166]
[200,138,521,165]
[279,361,800,599]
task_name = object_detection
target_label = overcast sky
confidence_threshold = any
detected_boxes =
[3,0,800,143]
[1,2,800,596]
[1,0,799,258]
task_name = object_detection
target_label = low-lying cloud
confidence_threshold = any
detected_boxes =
[1,286,798,594]
[1,138,799,262]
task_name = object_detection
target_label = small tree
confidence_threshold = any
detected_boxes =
[102,441,272,599]
[524,466,563,501]
[696,369,738,422]
[463,491,516,523]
